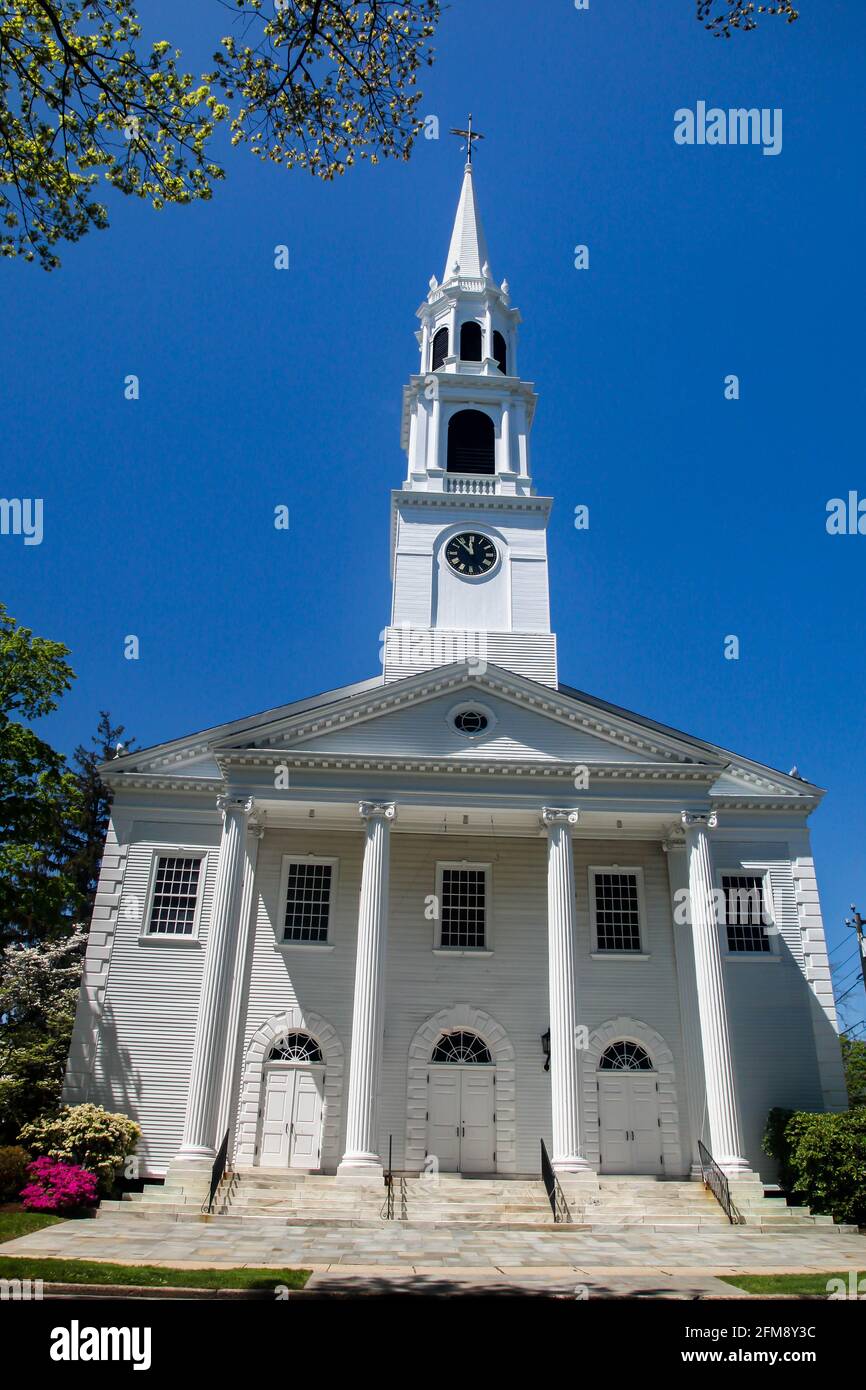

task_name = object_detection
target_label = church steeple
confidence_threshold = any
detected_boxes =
[383,150,558,688]
[443,161,491,282]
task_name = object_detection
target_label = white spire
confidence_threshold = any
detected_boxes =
[443,162,491,282]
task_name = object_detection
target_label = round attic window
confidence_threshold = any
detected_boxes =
[453,709,488,735]
[448,702,496,738]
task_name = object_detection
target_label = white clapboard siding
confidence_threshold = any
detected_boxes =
[91,820,221,1175]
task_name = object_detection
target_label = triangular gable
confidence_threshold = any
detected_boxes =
[288,688,661,763]
[218,664,717,767]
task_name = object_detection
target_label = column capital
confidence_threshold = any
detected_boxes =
[248,807,267,839]
[217,793,256,819]
[681,809,718,832]
[662,831,686,854]
[541,806,580,831]
[358,801,397,824]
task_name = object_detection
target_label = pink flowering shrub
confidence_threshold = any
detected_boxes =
[19,1157,99,1213]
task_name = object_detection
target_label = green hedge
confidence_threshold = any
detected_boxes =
[763,1107,866,1226]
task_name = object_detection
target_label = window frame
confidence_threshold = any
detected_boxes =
[140,847,208,944]
[716,866,779,959]
[588,865,648,957]
[277,854,339,950]
[433,860,493,956]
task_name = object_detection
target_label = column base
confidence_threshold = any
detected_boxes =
[336,1154,385,1184]
[716,1158,755,1179]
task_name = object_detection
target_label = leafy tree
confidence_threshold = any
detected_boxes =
[0,927,85,1141]
[0,602,80,947]
[697,1,800,36]
[841,1035,866,1109]
[63,710,134,922]
[1,0,441,270]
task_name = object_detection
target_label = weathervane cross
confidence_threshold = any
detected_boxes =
[449,112,485,163]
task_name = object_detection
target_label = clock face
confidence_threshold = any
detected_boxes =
[445,532,497,577]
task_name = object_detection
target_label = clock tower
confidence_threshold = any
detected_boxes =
[381,152,558,688]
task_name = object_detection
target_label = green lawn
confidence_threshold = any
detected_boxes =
[721,1272,863,1297]
[0,1254,310,1291]
[0,1207,63,1243]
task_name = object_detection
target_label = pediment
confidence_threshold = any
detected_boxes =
[226,666,714,767]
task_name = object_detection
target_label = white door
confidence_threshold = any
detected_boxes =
[427,1067,495,1173]
[459,1069,495,1173]
[260,1066,324,1169]
[598,1073,662,1175]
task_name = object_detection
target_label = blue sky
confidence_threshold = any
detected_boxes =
[2,1,864,1031]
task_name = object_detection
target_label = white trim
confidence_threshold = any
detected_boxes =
[142,847,209,940]
[405,1005,516,1173]
[582,1017,683,1174]
[588,865,648,955]
[434,860,493,953]
[277,853,340,947]
[235,1009,345,1171]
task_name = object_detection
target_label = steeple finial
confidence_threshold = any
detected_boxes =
[449,113,485,165]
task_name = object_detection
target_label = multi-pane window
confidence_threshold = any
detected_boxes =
[147,855,203,935]
[283,861,333,943]
[593,871,642,951]
[722,873,770,953]
[439,867,487,949]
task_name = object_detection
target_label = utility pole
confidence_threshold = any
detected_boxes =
[843,905,866,1007]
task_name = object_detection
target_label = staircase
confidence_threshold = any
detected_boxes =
[97,1170,858,1232]
[569,1176,855,1232]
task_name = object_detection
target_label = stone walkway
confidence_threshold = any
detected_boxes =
[4,1215,865,1294]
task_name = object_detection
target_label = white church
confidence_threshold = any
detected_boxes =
[65,156,846,1220]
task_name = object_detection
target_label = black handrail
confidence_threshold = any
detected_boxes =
[698,1139,743,1224]
[380,1134,394,1220]
[202,1129,230,1215]
[540,1138,572,1224]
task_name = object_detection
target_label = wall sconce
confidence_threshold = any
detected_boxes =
[541,1028,551,1072]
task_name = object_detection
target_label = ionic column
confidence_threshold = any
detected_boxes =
[215,808,266,1149]
[337,801,396,1179]
[681,811,750,1175]
[663,833,706,1178]
[176,794,254,1164]
[541,807,592,1174]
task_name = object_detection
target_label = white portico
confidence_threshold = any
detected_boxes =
[65,156,846,1203]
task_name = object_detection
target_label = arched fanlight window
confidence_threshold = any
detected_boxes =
[447,409,495,475]
[459,320,482,362]
[269,1031,324,1064]
[598,1041,653,1071]
[431,326,449,371]
[493,330,507,375]
[430,1030,493,1065]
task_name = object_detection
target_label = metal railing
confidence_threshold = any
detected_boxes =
[540,1138,572,1224]
[201,1129,230,1215]
[698,1140,743,1224]
[379,1135,407,1220]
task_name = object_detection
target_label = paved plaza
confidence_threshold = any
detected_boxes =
[3,1216,865,1297]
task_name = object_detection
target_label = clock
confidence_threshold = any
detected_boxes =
[445,532,497,577]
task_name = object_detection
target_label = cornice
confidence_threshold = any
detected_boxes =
[391,488,551,516]
[212,749,719,783]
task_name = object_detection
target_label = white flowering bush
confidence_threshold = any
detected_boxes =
[19,1103,140,1194]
